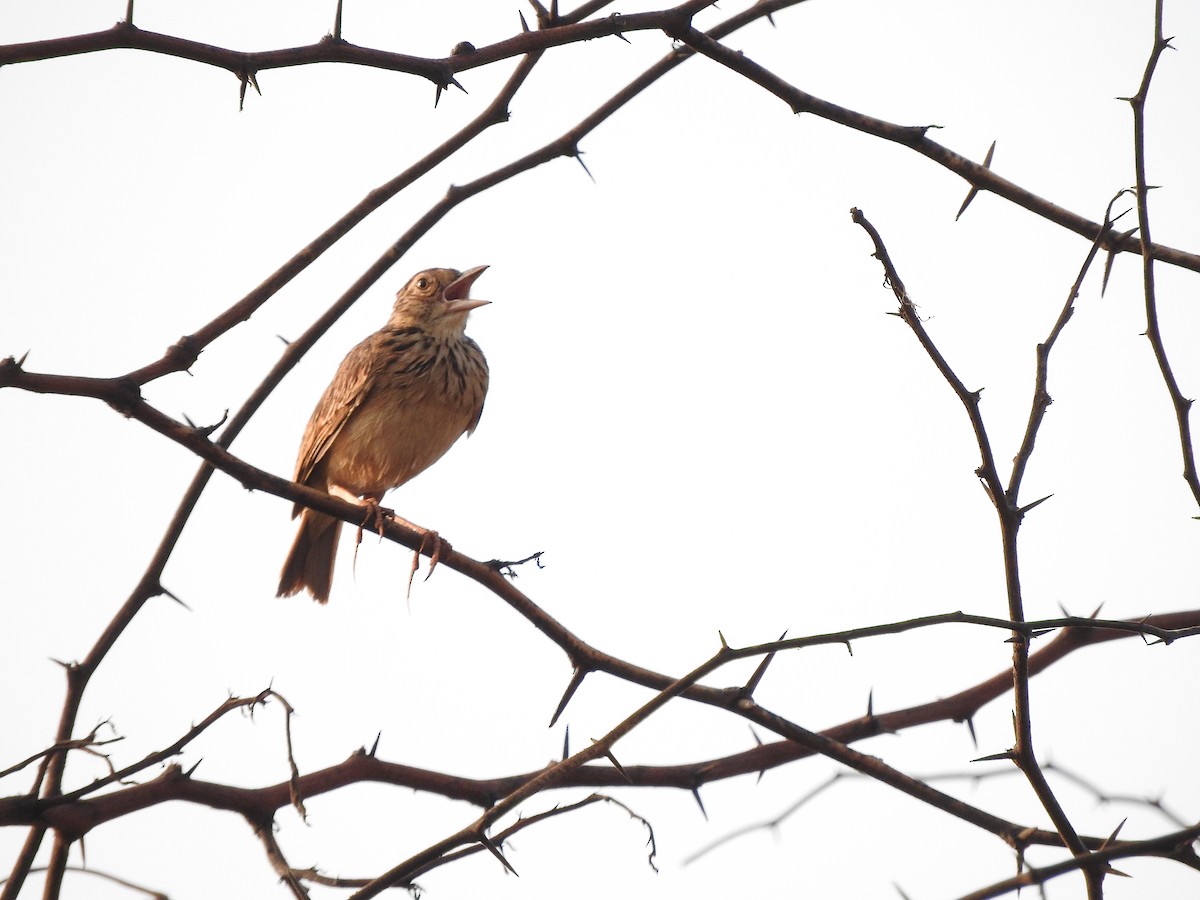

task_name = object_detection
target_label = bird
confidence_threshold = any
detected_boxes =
[277,265,490,603]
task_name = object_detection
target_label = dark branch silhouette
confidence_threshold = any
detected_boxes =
[2,1,1197,898]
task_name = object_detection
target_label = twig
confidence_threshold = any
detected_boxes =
[953,821,1200,900]
[6,611,1197,844]
[1008,191,1134,501]
[0,722,123,783]
[0,2,719,89]
[290,793,656,889]
[670,24,1200,274]
[0,865,167,899]
[251,819,312,900]
[1127,1,1200,506]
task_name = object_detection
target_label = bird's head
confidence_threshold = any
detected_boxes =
[390,266,490,335]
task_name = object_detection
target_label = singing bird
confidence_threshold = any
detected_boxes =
[277,266,491,602]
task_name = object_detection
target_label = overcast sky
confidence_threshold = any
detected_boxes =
[2,2,1199,898]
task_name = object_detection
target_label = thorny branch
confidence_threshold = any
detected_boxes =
[2,3,1198,274]
[1007,190,1136,502]
[3,1,1199,897]
[850,205,1145,896]
[3,609,1197,834]
[2,3,803,895]
[669,23,1200,274]
[687,762,1199,867]
[288,795,656,891]
[0,1,718,93]
[1127,0,1200,506]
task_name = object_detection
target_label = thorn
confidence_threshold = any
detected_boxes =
[332,0,344,40]
[183,757,204,777]
[718,630,728,649]
[50,657,72,670]
[748,725,767,783]
[964,715,978,749]
[549,666,588,727]
[1018,493,1053,515]
[16,349,30,367]
[741,637,779,699]
[843,640,853,657]
[1099,817,1127,850]
[972,749,1017,763]
[691,785,708,820]
[1088,602,1104,619]
[893,884,913,900]
[182,409,229,438]
[573,150,595,183]
[479,835,519,875]
[562,725,570,761]
[124,0,135,26]
[956,140,996,220]
[1101,226,1138,296]
[368,731,381,757]
[606,749,632,783]
[159,585,191,611]
[610,13,631,43]
[865,689,874,718]
[432,76,467,110]
[595,743,632,783]
[765,12,776,26]
[519,10,530,32]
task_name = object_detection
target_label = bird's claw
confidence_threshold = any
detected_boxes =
[405,529,450,598]
[360,498,394,539]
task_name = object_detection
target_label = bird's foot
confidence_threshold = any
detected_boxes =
[359,497,394,539]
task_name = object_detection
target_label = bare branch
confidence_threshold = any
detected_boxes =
[674,25,1200,274]
[1127,0,1200,506]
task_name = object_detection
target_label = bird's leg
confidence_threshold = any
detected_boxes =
[361,495,390,539]
[328,485,392,539]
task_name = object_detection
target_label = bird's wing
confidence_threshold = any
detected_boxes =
[292,333,383,487]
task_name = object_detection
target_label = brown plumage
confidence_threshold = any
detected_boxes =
[278,266,490,602]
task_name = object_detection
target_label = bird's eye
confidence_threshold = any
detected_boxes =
[416,277,430,290]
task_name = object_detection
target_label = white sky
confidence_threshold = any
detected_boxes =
[2,1,1199,898]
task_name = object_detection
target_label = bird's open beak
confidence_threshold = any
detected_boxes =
[443,265,490,314]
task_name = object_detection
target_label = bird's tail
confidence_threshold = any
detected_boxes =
[277,510,342,603]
